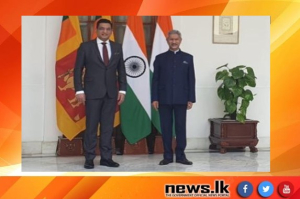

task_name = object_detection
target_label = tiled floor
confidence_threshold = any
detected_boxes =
[22,149,270,173]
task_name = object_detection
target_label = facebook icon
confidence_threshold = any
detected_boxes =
[243,184,248,193]
[237,181,253,197]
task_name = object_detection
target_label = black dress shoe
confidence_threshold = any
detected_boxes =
[115,150,123,155]
[100,159,120,167]
[148,151,154,154]
[84,160,94,169]
[176,159,193,165]
[159,159,173,165]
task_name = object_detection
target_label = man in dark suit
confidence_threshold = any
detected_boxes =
[74,19,127,169]
[152,30,196,165]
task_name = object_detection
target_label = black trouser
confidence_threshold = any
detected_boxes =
[84,94,117,161]
[159,104,187,161]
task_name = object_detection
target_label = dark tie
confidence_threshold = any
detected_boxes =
[102,42,109,66]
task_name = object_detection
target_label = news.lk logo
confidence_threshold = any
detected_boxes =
[237,181,253,197]
[165,180,230,198]
[278,181,294,198]
[258,181,274,198]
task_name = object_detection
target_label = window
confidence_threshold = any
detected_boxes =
[78,16,98,42]
[79,16,156,61]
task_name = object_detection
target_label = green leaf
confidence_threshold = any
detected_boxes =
[239,106,247,116]
[232,86,243,98]
[245,74,256,87]
[230,67,244,79]
[233,65,246,70]
[237,78,247,88]
[246,67,256,79]
[224,77,236,88]
[236,113,246,123]
[217,85,225,100]
[216,63,228,70]
[215,70,229,81]
[224,88,233,100]
[225,100,237,114]
[240,99,250,109]
[243,90,254,101]
[230,65,246,72]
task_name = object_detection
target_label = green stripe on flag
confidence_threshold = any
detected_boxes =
[121,85,151,144]
[150,71,162,133]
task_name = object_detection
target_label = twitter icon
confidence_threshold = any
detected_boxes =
[258,181,274,197]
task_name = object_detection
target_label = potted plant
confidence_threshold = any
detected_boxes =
[209,63,259,153]
[215,63,256,122]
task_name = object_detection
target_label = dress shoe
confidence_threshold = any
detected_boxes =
[148,150,154,154]
[84,160,94,169]
[176,159,193,165]
[159,159,173,165]
[100,159,120,167]
[115,150,123,155]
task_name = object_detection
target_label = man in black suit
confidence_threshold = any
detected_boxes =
[74,19,127,169]
[152,30,196,165]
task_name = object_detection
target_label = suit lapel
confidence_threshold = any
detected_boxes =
[108,41,117,67]
[109,41,115,65]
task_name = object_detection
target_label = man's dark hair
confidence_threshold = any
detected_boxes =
[97,18,113,29]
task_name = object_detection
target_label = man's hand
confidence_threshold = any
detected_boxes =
[118,93,125,105]
[187,101,193,110]
[76,93,86,105]
[152,101,159,111]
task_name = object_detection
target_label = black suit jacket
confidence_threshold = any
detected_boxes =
[151,50,196,104]
[74,39,127,99]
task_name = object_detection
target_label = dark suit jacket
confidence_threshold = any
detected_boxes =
[151,50,196,105]
[74,39,127,99]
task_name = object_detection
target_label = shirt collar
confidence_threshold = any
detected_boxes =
[168,49,180,54]
[97,38,110,45]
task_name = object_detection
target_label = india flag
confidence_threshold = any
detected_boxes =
[120,16,151,144]
[150,16,173,133]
